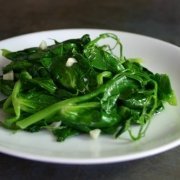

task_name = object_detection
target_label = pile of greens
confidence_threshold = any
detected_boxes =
[0,33,177,142]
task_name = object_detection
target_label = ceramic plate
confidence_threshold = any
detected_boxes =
[0,29,180,164]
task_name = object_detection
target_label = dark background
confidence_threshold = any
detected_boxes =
[0,0,180,179]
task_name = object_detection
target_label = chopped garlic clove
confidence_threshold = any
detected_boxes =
[66,57,77,67]
[89,129,101,139]
[3,70,14,80]
[39,40,47,50]
[51,121,62,128]
[83,78,88,82]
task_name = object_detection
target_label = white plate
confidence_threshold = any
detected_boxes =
[0,29,180,164]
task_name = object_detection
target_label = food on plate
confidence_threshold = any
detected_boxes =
[0,33,177,142]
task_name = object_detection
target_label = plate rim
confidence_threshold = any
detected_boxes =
[0,136,180,164]
[0,28,180,49]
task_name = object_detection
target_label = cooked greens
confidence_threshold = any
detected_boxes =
[0,33,177,141]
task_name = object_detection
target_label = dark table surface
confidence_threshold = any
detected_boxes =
[0,0,180,179]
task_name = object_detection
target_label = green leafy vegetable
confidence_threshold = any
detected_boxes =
[0,33,177,142]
